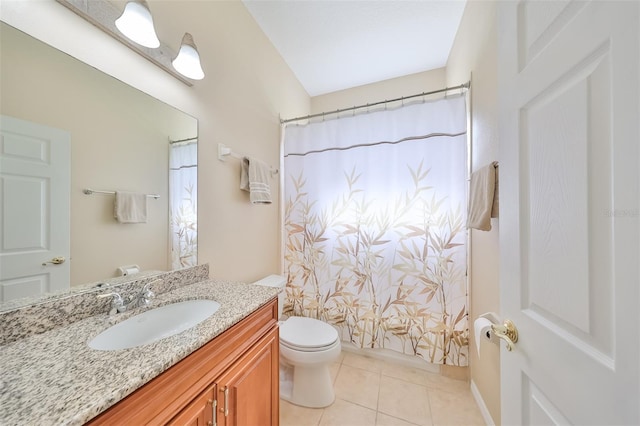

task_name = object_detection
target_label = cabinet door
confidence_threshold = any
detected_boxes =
[217,328,279,426]
[170,384,217,426]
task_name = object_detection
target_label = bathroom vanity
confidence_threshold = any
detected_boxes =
[0,267,281,425]
[89,299,279,425]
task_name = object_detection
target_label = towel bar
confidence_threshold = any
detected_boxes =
[217,143,279,175]
[83,188,160,199]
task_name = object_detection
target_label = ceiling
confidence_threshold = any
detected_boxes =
[242,0,467,97]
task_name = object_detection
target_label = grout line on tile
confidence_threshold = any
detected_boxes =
[332,362,342,385]
[334,396,379,415]
[375,370,382,412]
[316,407,325,426]
[380,370,430,391]
[424,387,434,426]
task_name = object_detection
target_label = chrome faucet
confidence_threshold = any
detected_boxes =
[97,281,157,314]
[96,292,125,315]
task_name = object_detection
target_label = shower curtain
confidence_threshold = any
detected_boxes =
[282,95,468,366]
[169,141,197,269]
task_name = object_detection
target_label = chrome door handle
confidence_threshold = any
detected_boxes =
[42,256,66,266]
[491,319,518,351]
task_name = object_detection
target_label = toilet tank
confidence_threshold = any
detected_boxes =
[252,275,286,318]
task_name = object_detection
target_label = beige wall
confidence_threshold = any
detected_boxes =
[0,0,310,284]
[446,1,501,424]
[0,23,196,285]
[310,68,446,115]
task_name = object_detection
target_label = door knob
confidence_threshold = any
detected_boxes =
[491,319,518,351]
[42,256,66,266]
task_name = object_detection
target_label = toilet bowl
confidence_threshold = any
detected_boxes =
[253,275,341,408]
[279,316,341,407]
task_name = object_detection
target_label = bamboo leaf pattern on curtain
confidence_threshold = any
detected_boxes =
[283,95,468,366]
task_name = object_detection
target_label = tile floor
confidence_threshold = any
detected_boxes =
[280,351,485,426]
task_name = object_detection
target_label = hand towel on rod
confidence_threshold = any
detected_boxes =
[240,157,272,204]
[467,161,498,231]
[114,191,148,223]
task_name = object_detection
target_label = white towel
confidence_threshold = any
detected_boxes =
[467,161,498,231]
[114,191,148,223]
[240,157,272,204]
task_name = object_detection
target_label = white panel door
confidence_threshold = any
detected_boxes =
[498,1,639,424]
[0,115,70,302]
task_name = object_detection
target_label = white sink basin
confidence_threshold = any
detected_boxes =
[88,299,221,351]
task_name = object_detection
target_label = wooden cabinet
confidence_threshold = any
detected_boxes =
[214,329,278,426]
[169,330,278,426]
[87,299,279,426]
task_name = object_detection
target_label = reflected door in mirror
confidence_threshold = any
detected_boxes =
[0,115,70,301]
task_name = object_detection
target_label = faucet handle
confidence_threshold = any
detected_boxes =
[97,292,124,315]
[96,292,121,301]
[145,279,163,291]
[142,283,155,297]
[136,282,155,308]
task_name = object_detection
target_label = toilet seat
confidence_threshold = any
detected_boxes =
[280,337,341,353]
[280,316,339,352]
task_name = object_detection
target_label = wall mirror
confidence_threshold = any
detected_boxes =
[0,22,198,307]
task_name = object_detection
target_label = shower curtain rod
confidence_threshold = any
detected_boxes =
[281,81,470,124]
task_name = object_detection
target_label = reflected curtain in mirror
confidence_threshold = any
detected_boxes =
[283,95,468,366]
[169,141,198,269]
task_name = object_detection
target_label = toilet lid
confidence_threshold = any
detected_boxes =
[280,316,339,349]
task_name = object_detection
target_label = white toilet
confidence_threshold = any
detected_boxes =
[254,275,341,408]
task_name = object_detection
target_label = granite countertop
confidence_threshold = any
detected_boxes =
[0,279,279,425]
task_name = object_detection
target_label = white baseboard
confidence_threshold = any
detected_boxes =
[470,380,496,426]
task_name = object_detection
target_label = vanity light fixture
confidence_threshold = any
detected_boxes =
[115,0,160,48]
[56,0,196,86]
[172,33,205,80]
